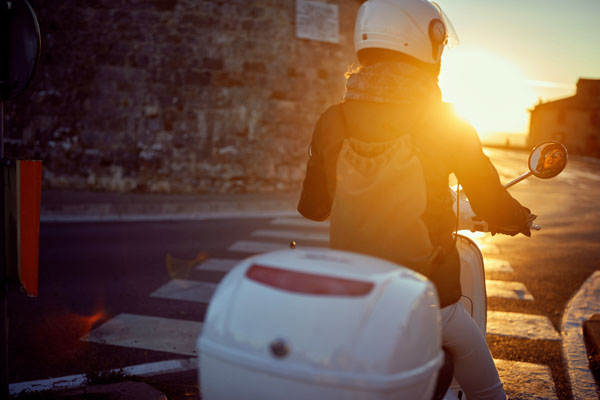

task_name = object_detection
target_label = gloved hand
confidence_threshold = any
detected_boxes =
[489,213,537,237]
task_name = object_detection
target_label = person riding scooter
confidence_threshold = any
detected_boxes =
[298,1,536,399]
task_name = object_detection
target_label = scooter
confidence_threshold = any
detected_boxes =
[196,141,568,400]
[443,140,567,399]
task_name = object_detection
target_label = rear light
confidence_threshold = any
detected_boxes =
[246,265,373,297]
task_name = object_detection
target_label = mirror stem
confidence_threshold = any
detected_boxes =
[504,171,532,189]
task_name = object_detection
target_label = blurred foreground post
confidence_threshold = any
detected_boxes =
[0,0,42,397]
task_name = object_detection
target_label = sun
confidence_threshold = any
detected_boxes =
[438,46,537,138]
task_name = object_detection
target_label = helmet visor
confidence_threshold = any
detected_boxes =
[432,2,459,47]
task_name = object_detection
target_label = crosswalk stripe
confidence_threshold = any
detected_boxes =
[270,217,330,229]
[228,240,326,254]
[494,359,558,399]
[480,243,500,255]
[486,280,534,301]
[229,240,293,253]
[150,279,217,303]
[484,259,515,273]
[487,311,560,341]
[457,230,487,240]
[251,229,329,242]
[83,313,203,356]
[196,258,240,273]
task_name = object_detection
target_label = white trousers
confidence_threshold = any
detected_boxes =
[441,302,507,400]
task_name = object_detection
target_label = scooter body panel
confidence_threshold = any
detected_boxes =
[455,234,487,335]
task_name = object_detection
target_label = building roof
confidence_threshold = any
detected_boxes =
[532,78,600,112]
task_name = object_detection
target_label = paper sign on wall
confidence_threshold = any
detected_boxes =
[295,0,339,44]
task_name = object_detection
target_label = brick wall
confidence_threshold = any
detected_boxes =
[4,0,360,193]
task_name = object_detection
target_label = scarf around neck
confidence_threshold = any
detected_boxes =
[344,61,442,105]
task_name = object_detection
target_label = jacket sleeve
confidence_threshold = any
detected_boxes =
[298,104,346,221]
[449,118,533,236]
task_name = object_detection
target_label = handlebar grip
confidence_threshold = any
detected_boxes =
[531,224,541,231]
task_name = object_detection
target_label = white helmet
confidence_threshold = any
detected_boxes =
[354,0,458,64]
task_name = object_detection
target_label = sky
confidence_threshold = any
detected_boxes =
[432,0,600,138]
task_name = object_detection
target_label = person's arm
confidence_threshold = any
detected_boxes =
[298,105,345,221]
[451,122,534,236]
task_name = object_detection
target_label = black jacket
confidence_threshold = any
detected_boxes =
[298,100,531,307]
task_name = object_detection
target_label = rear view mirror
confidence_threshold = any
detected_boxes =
[504,141,568,189]
[528,141,568,179]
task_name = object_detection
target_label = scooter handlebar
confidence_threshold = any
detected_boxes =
[452,189,542,233]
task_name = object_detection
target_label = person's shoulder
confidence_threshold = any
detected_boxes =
[311,102,346,149]
[316,103,342,122]
[313,102,346,135]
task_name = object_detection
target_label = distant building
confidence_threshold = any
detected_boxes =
[528,79,600,157]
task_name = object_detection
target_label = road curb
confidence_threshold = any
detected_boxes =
[39,190,302,222]
[40,209,300,223]
[9,358,197,397]
[561,270,600,399]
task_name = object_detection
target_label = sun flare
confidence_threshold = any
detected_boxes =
[439,47,537,138]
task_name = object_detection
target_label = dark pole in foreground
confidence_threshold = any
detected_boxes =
[0,3,7,396]
[0,2,8,396]
[0,1,42,395]
[0,99,7,400]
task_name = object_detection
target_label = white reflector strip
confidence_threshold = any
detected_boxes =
[486,280,534,301]
[484,259,515,273]
[252,229,329,242]
[487,311,560,341]
[150,279,217,303]
[494,359,557,400]
[83,313,203,355]
[196,258,240,272]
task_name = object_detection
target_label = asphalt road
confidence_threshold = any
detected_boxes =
[482,148,600,399]
[6,148,600,399]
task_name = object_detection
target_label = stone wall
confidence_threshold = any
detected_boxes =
[4,0,361,193]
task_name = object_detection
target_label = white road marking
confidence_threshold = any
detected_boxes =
[120,357,197,376]
[457,230,488,240]
[487,311,560,341]
[9,358,198,396]
[484,259,515,273]
[196,258,240,273]
[228,240,326,254]
[251,229,329,242]
[10,374,87,396]
[486,280,534,301]
[270,217,330,229]
[150,279,217,303]
[83,313,203,355]
[494,359,557,400]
